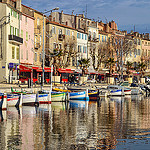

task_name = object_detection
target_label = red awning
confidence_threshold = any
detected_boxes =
[33,67,51,72]
[58,68,74,73]
[19,65,32,72]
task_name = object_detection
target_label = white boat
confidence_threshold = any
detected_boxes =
[124,87,131,95]
[68,91,89,101]
[37,94,51,104]
[7,94,20,107]
[107,85,124,96]
[22,94,37,106]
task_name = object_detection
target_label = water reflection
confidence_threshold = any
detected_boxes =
[0,96,150,149]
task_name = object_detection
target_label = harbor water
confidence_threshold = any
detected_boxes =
[0,95,150,149]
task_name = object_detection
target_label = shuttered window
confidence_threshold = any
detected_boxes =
[16,48,19,60]
[12,47,15,59]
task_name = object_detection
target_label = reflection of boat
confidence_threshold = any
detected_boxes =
[51,102,66,112]
[109,96,124,101]
[7,94,20,107]
[51,92,66,102]
[68,91,89,101]
[69,100,88,108]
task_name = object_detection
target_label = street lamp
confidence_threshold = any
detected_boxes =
[42,7,59,87]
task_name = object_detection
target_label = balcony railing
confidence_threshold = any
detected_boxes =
[9,35,23,45]
[58,34,63,41]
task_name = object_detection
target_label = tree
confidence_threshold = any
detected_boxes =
[105,58,116,75]
[78,58,90,76]
[137,62,147,77]
[126,61,133,76]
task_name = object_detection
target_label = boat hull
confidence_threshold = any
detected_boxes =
[51,92,66,102]
[38,94,51,104]
[109,89,122,96]
[22,94,37,106]
[69,91,89,101]
[7,94,20,107]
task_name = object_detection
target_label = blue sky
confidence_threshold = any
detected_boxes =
[22,0,150,33]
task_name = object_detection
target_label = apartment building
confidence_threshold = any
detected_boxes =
[0,1,23,82]
[46,20,77,69]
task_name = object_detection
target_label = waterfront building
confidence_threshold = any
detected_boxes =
[20,5,34,66]
[46,20,77,69]
[141,33,150,73]
[77,30,88,67]
[0,0,23,82]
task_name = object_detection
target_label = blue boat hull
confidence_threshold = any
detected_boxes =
[69,91,89,101]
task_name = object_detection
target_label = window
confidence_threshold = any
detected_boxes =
[102,36,104,42]
[26,50,28,60]
[59,44,62,49]
[26,32,28,41]
[37,18,40,26]
[21,30,23,38]
[138,49,140,55]
[83,46,87,53]
[82,34,84,39]
[52,26,56,34]
[105,36,107,42]
[72,31,74,36]
[21,49,23,59]
[85,34,87,40]
[10,26,14,35]
[59,29,62,35]
[35,53,37,62]
[25,16,27,23]
[12,47,15,59]
[78,45,81,52]
[77,33,79,38]
[16,48,19,60]
[99,35,100,41]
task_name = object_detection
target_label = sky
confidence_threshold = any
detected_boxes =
[22,0,150,33]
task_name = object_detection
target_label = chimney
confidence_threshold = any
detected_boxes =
[16,0,22,11]
[60,10,63,24]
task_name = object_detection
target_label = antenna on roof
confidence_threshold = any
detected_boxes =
[104,16,108,24]
[85,4,87,18]
[134,25,135,32]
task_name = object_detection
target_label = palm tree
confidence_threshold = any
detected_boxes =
[105,58,115,75]
[126,61,133,76]
[137,62,147,77]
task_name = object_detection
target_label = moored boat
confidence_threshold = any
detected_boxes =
[51,91,66,102]
[7,94,20,107]
[68,91,89,101]
[22,94,37,106]
[37,93,51,104]
[107,85,124,96]
[88,90,99,101]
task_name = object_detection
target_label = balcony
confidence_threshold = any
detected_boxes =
[9,35,23,45]
[58,34,63,41]
[93,38,99,42]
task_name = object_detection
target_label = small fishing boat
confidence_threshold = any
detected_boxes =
[68,91,89,101]
[88,90,99,101]
[22,94,37,106]
[7,94,20,107]
[0,93,7,110]
[124,87,131,95]
[37,93,51,104]
[11,87,26,94]
[107,85,124,96]
[51,91,66,102]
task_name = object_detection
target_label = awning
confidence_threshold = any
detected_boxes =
[112,73,119,76]
[58,68,74,73]
[19,65,32,72]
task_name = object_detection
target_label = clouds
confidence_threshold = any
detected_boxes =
[22,0,150,33]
